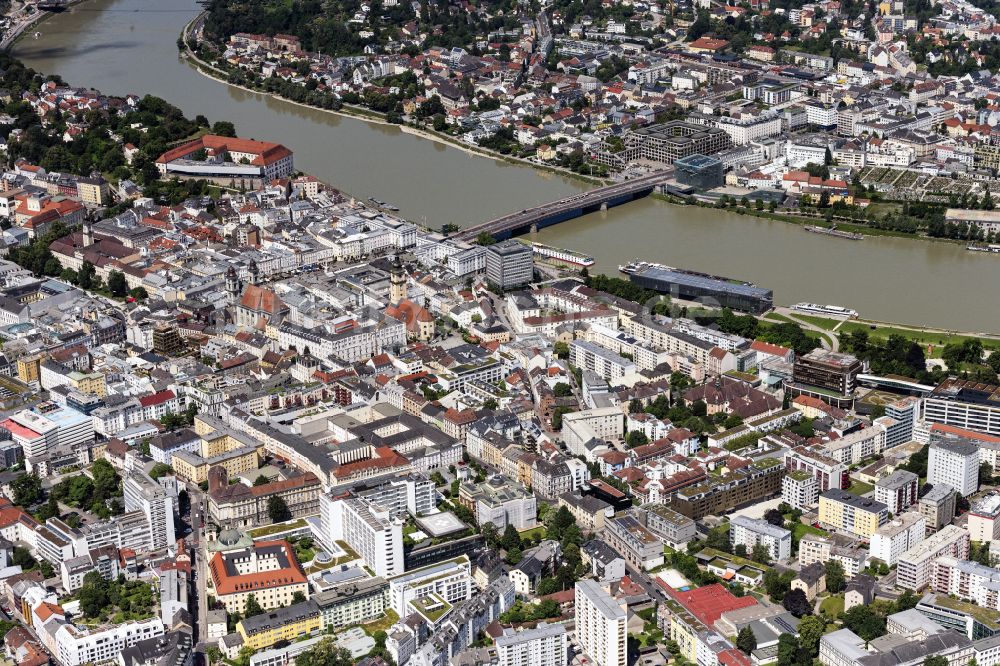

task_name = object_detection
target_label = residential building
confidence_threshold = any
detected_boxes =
[494,623,567,666]
[818,490,888,538]
[918,484,957,535]
[575,580,627,666]
[969,493,1000,543]
[729,515,792,561]
[875,470,919,515]
[928,438,979,497]
[123,470,176,552]
[896,525,970,591]
[870,512,926,566]
[603,513,664,570]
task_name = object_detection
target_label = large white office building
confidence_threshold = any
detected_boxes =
[928,438,979,497]
[575,580,627,666]
[321,495,405,578]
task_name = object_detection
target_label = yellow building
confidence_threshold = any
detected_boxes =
[663,600,699,663]
[17,355,41,386]
[818,489,888,538]
[172,445,259,484]
[172,414,263,483]
[68,371,107,398]
[77,177,109,206]
[236,600,322,650]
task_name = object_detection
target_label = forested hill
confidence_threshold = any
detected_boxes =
[201,0,533,56]
[202,0,416,57]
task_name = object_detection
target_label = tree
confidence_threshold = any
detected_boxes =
[481,523,500,549]
[107,270,128,297]
[626,431,649,448]
[764,508,785,527]
[77,260,97,290]
[505,547,522,565]
[553,382,573,397]
[782,588,812,618]
[763,568,793,602]
[776,634,802,666]
[924,657,948,666]
[12,546,35,569]
[553,341,569,359]
[736,625,757,655]
[825,560,846,593]
[267,495,292,523]
[253,474,271,486]
[11,473,42,507]
[244,593,263,617]
[751,543,772,565]
[149,463,173,480]
[501,523,522,551]
[798,615,826,656]
[211,121,237,137]
[292,591,307,604]
[842,604,887,641]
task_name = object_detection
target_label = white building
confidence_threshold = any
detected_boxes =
[782,471,819,510]
[933,556,1000,611]
[386,556,473,617]
[122,470,176,552]
[494,622,567,666]
[575,580,627,666]
[869,512,926,566]
[321,495,405,578]
[896,525,970,591]
[928,438,979,497]
[969,493,1000,543]
[570,340,638,383]
[729,515,792,561]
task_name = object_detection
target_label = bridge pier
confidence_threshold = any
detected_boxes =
[600,202,608,211]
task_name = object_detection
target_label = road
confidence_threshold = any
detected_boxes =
[770,306,842,351]
[0,2,42,51]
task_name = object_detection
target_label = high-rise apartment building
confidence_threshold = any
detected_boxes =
[928,438,979,497]
[123,470,176,552]
[575,580,627,666]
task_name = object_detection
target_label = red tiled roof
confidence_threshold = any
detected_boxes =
[139,389,175,408]
[659,583,757,626]
[157,135,292,167]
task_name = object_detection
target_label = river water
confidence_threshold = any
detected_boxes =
[14,0,1000,331]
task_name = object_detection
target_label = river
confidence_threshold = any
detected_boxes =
[13,0,1000,331]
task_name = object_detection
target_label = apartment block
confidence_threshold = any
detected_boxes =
[896,525,970,591]
[730,515,792,561]
[575,580,627,666]
[928,437,979,497]
[874,469,919,515]
[869,512,926,566]
[495,623,567,666]
[818,490,888,539]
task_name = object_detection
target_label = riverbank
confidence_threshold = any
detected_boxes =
[179,15,607,189]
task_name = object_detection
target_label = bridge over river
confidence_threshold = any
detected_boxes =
[452,170,671,242]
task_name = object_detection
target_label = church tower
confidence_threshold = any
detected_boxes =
[389,255,407,304]
[248,259,261,285]
[225,266,241,299]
